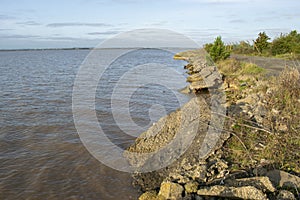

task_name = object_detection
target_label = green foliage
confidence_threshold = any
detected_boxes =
[204,43,213,53]
[271,30,300,56]
[231,41,255,55]
[217,58,265,77]
[205,36,231,62]
[254,32,271,54]
[231,30,300,59]
[240,62,266,75]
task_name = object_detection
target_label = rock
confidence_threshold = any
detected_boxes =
[277,190,296,200]
[200,66,215,78]
[205,72,222,87]
[180,86,191,94]
[277,122,288,132]
[253,167,268,177]
[240,82,247,87]
[175,49,222,94]
[208,158,228,171]
[129,49,230,193]
[227,169,250,180]
[253,102,267,124]
[182,194,194,200]
[206,159,229,182]
[169,173,190,184]
[127,95,230,191]
[158,181,184,200]
[184,181,199,193]
[197,185,268,200]
[185,165,207,182]
[194,196,205,200]
[225,176,276,192]
[189,80,212,91]
[139,191,159,200]
[266,170,300,189]
[187,73,203,82]
[126,97,211,170]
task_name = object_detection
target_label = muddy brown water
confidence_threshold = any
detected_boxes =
[0,49,190,199]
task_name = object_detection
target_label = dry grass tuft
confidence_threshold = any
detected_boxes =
[223,68,300,174]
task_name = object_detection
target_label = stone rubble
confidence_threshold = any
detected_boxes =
[131,49,300,199]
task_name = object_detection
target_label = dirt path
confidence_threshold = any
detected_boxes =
[231,54,300,75]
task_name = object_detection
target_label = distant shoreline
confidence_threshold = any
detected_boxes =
[0,47,93,52]
[0,47,197,52]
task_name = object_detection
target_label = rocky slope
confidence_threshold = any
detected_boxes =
[127,49,300,200]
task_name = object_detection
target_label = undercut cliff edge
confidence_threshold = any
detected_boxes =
[126,49,300,200]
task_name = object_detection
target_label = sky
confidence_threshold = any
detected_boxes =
[0,0,299,49]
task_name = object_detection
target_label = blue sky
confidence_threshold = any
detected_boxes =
[0,0,299,49]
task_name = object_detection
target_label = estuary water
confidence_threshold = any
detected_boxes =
[0,48,190,199]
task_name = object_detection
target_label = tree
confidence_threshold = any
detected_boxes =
[271,30,300,55]
[253,32,270,54]
[232,41,255,54]
[207,36,230,62]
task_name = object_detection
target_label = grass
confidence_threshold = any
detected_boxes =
[240,62,266,75]
[216,58,266,103]
[274,53,300,60]
[221,64,300,175]
[217,58,265,77]
[216,58,240,76]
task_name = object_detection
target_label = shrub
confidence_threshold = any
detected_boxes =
[231,41,255,55]
[205,36,231,62]
[253,32,271,54]
[271,30,300,56]
[216,58,240,75]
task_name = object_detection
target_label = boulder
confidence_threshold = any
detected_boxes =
[158,181,184,200]
[169,173,190,184]
[265,170,300,189]
[184,181,199,194]
[127,96,229,191]
[197,185,268,200]
[187,73,203,82]
[277,190,296,200]
[139,191,159,200]
[126,97,211,169]
[225,176,276,192]
[200,66,215,78]
[189,80,211,91]
[186,165,207,182]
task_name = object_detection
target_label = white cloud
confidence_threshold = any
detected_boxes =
[47,22,113,28]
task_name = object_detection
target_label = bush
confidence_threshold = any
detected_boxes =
[231,41,255,55]
[205,36,231,62]
[234,30,300,58]
[254,32,271,54]
[271,30,300,56]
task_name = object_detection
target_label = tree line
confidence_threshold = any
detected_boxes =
[204,30,300,62]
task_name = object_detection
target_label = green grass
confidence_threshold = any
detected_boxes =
[240,62,266,75]
[217,59,265,77]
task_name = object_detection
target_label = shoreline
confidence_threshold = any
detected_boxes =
[127,49,300,200]
[0,47,196,52]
